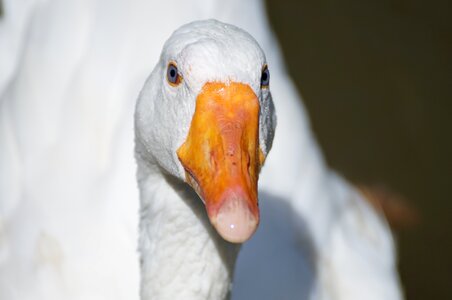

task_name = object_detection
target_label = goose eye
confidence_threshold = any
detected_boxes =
[260,65,270,88]
[167,63,181,86]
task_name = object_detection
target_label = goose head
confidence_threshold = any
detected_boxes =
[135,19,276,243]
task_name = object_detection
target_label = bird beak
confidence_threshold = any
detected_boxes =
[177,82,263,243]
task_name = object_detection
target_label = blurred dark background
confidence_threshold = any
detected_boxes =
[264,0,451,299]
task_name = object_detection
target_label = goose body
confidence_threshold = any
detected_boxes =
[0,1,402,299]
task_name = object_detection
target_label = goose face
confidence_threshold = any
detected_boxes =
[136,20,276,243]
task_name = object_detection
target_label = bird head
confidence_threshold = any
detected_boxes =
[135,19,276,243]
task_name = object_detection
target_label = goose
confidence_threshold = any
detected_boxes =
[0,1,403,299]
[134,20,276,299]
[134,19,403,300]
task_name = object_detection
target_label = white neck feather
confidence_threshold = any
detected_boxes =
[136,146,240,300]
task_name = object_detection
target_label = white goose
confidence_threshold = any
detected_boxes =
[135,20,276,299]
[0,1,403,300]
[134,20,403,300]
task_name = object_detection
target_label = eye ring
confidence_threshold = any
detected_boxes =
[260,64,270,88]
[167,62,182,86]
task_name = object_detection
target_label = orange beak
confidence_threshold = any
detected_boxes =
[177,82,263,243]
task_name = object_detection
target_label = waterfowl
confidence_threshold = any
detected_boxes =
[134,19,403,300]
[0,1,403,299]
[134,20,275,299]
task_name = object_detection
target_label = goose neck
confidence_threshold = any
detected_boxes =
[137,159,240,300]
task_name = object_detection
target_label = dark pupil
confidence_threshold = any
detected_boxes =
[261,68,269,86]
[170,68,176,78]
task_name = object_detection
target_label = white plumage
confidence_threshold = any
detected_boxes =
[0,0,403,299]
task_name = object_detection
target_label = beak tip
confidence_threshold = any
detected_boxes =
[210,193,259,244]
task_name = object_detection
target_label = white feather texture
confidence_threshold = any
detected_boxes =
[0,0,403,300]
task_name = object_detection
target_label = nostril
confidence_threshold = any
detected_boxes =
[210,150,218,173]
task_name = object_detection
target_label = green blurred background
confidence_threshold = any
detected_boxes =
[265,0,451,299]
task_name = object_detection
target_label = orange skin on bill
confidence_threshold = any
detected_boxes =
[177,82,262,243]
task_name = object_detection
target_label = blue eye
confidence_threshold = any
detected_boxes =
[261,65,270,88]
[167,62,181,86]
